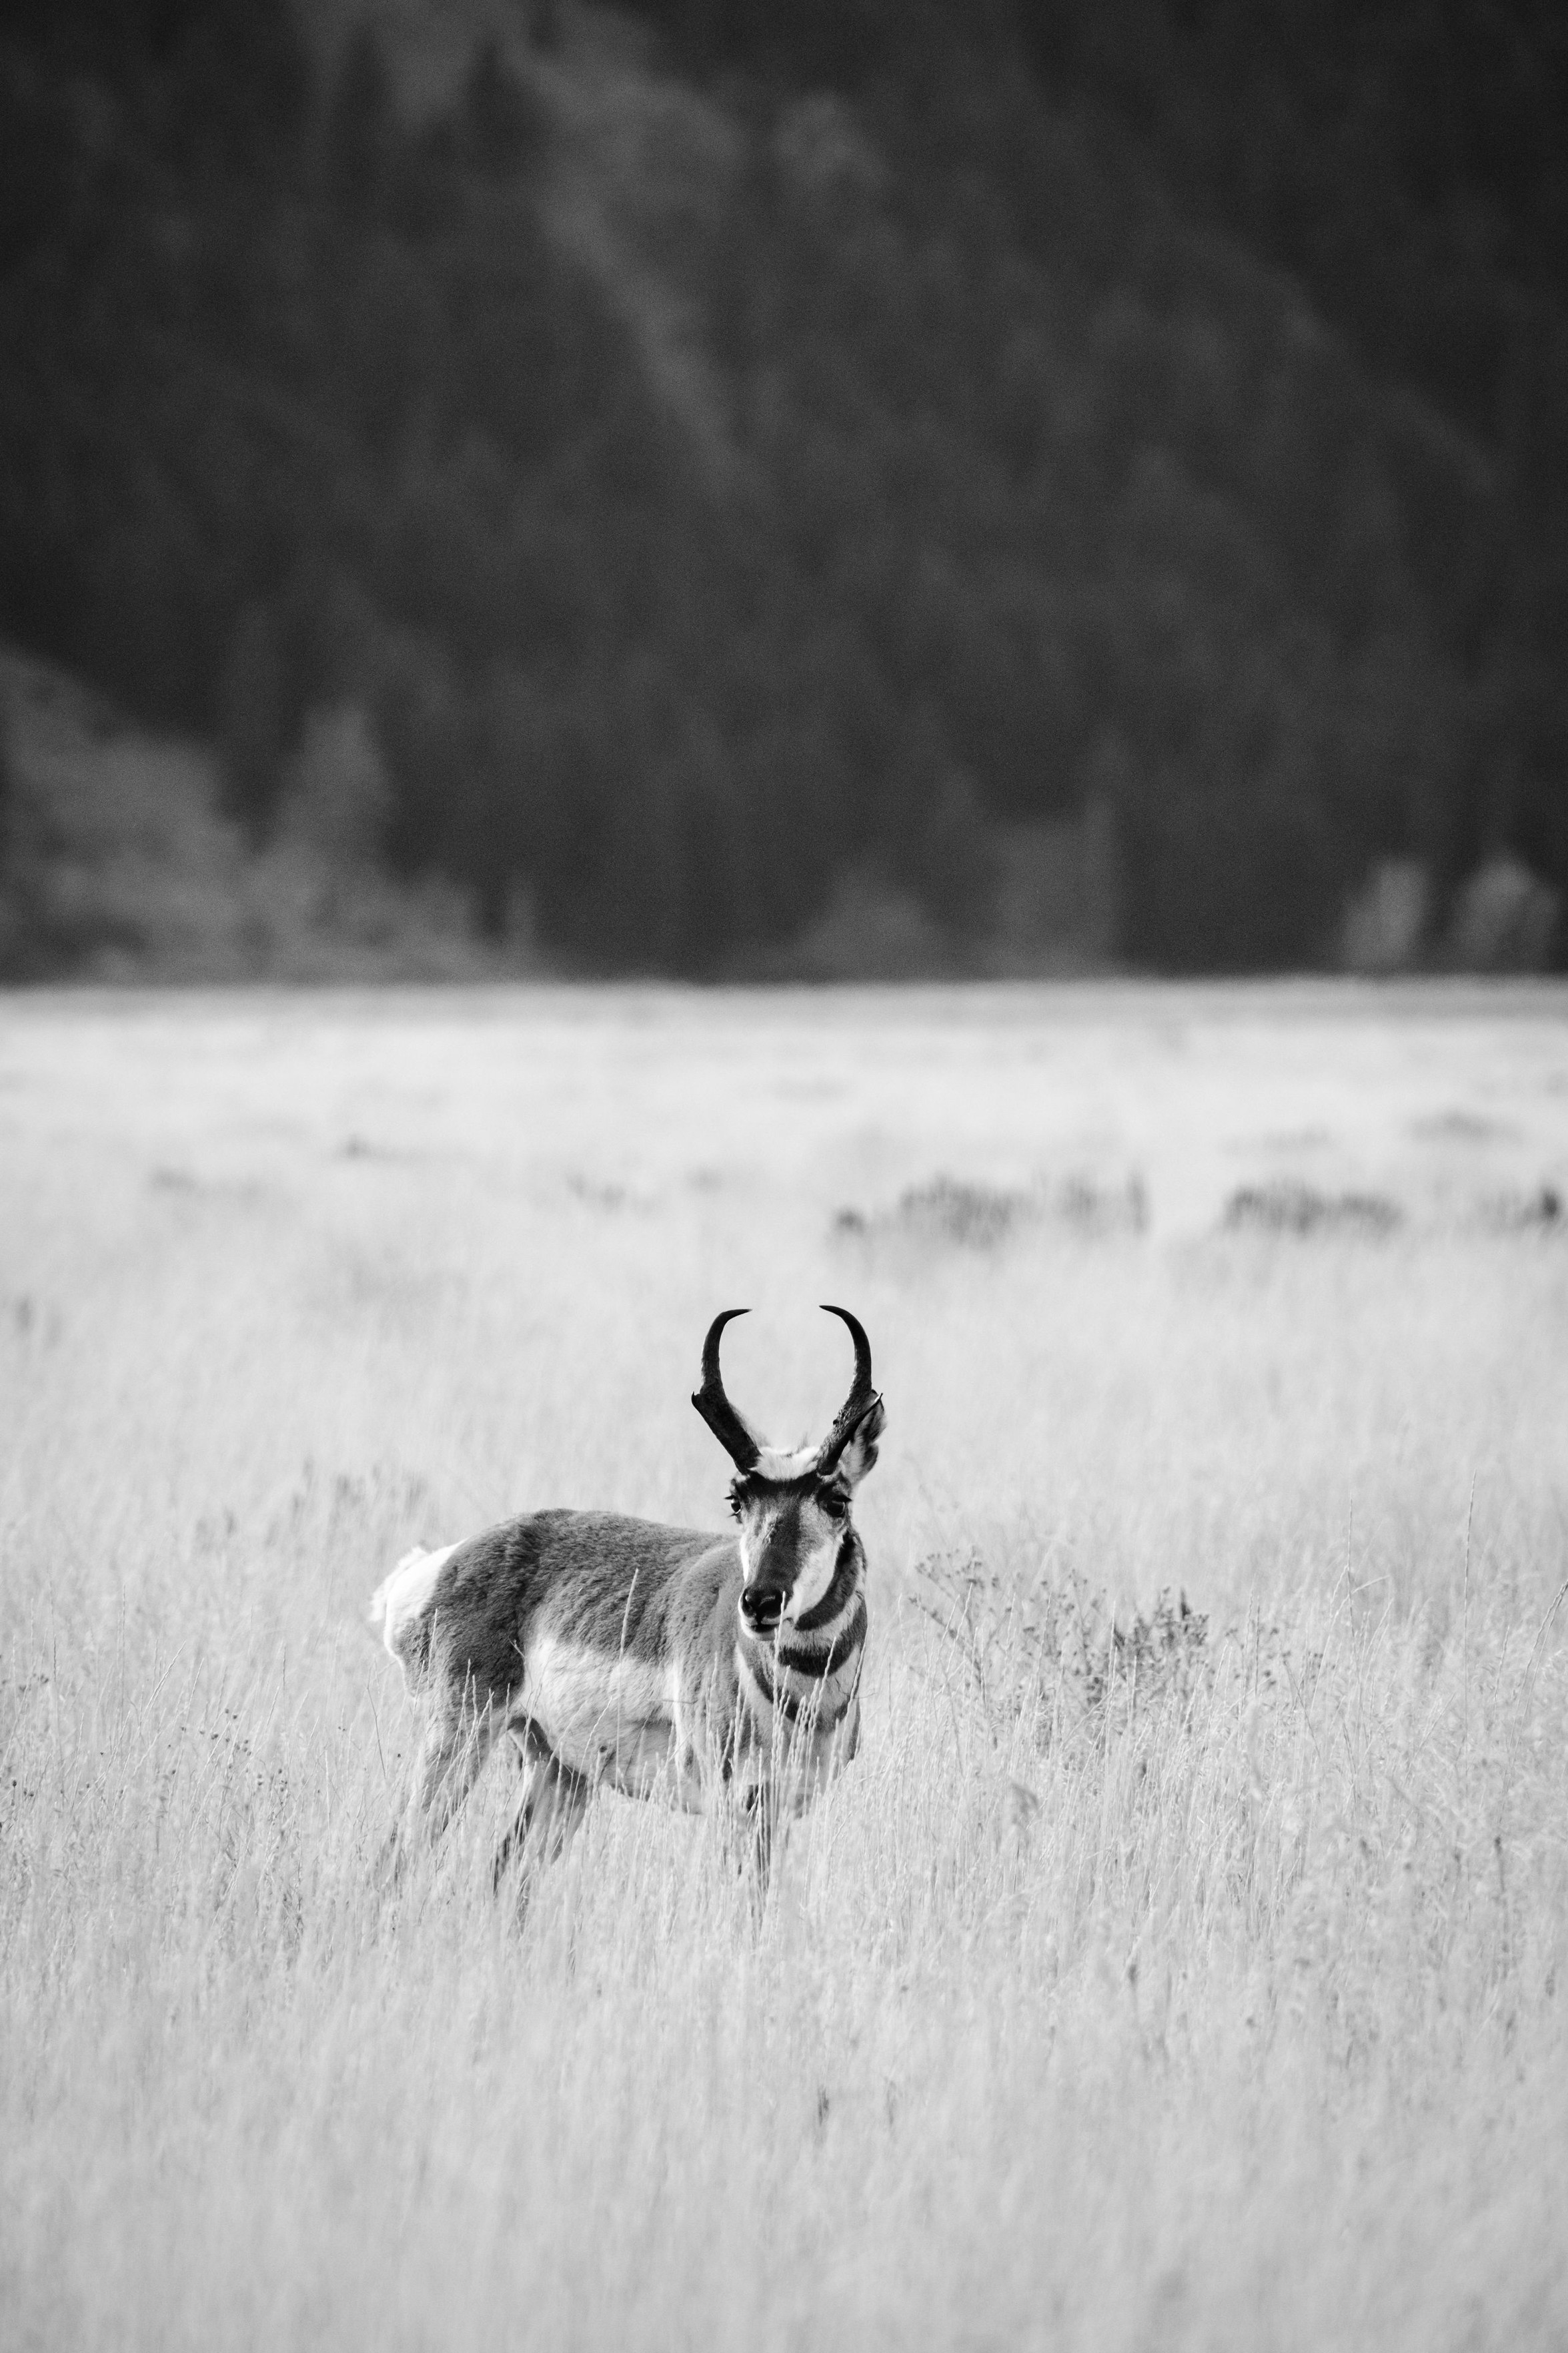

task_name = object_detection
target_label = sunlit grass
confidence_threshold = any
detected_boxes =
[3,984,1567,2350]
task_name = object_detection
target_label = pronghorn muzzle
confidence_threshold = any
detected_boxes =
[739,1578,786,1634]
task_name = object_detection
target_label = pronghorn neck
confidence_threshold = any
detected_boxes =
[734,1528,867,1737]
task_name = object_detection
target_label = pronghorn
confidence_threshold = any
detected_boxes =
[369,1306,884,1896]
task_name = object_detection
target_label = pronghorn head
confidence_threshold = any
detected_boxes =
[692,1305,886,1636]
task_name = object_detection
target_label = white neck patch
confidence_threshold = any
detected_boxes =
[784,1527,845,1622]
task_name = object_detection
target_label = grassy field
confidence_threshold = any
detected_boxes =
[3,982,1567,2352]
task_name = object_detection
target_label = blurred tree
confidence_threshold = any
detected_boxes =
[524,0,562,55]
[325,21,394,222]
[160,0,311,187]
[0,678,13,865]
[462,34,545,182]
[218,604,291,836]
[911,767,998,939]
[373,633,466,879]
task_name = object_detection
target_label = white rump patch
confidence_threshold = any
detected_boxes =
[368,1542,456,1681]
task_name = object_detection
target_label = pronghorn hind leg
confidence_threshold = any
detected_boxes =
[492,1717,593,1909]
[377,1690,506,1889]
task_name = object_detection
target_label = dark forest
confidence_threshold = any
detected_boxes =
[2,0,1565,973]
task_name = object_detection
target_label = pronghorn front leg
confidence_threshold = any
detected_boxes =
[738,1783,778,1915]
[492,1717,593,1906]
[377,1690,505,1889]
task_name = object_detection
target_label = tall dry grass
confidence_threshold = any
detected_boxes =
[3,984,1567,2350]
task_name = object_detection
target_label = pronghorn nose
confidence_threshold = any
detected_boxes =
[740,1583,784,1632]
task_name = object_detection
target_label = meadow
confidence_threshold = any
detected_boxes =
[3,981,1567,2352]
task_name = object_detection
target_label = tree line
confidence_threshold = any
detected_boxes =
[1,0,1563,971]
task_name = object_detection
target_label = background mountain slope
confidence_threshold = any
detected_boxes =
[2,0,1563,975]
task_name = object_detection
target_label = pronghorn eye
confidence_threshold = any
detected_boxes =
[819,1488,848,1521]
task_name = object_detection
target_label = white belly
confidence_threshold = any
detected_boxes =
[523,1634,703,1805]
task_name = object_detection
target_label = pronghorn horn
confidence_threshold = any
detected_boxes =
[692,1309,762,1469]
[814,1304,878,1474]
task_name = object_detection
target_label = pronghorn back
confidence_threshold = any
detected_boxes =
[371,1308,885,1898]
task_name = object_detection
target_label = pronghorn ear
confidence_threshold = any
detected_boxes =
[832,1395,885,1489]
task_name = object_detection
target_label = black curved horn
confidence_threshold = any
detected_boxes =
[815,1304,879,1472]
[692,1308,762,1468]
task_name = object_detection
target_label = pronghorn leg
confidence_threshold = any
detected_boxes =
[377,1690,506,1888]
[737,1784,778,1917]
[492,1717,593,1907]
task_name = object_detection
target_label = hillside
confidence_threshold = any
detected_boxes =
[1,0,1563,975]
[0,646,507,979]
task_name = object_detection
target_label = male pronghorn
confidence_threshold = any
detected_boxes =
[370,1306,884,1894]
